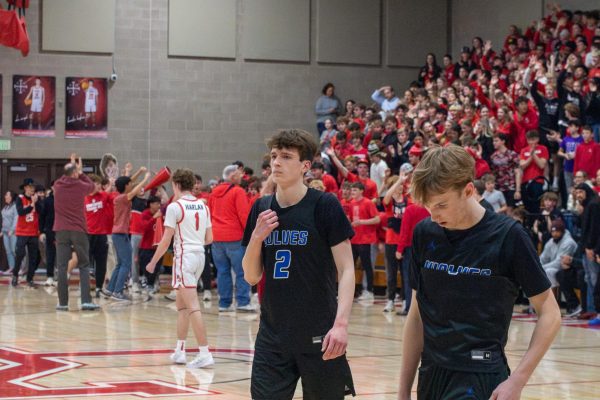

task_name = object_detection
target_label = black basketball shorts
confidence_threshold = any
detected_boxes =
[251,346,355,400]
[417,364,509,400]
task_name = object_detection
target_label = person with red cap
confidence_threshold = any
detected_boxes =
[408,144,423,167]
[325,148,378,200]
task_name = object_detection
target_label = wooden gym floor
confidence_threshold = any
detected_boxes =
[0,275,599,399]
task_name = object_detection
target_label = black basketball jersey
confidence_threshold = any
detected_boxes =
[410,210,550,372]
[242,189,354,353]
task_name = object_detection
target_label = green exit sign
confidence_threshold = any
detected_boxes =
[0,140,11,151]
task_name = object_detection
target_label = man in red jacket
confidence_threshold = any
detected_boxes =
[208,165,254,312]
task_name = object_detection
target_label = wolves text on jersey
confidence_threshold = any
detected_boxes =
[423,260,492,277]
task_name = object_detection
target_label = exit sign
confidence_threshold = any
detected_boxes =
[0,140,11,151]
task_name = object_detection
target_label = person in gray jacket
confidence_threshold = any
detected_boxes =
[315,83,342,136]
[540,219,577,289]
[1,191,18,273]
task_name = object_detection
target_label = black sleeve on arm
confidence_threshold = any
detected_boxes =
[241,200,261,247]
[316,193,354,247]
[557,70,567,100]
[530,80,543,108]
[584,202,600,250]
[504,223,551,297]
[15,197,32,216]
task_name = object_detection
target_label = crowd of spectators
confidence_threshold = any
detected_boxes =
[1,4,599,325]
[310,4,600,322]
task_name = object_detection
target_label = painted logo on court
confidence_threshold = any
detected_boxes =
[0,347,253,398]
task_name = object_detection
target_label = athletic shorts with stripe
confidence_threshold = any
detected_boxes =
[172,250,205,289]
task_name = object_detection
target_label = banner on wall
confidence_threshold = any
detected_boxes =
[12,75,55,137]
[65,77,108,139]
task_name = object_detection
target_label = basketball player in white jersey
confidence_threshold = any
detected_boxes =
[146,169,214,369]
[25,78,44,130]
[84,80,98,128]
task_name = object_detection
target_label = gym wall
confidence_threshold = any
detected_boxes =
[3,0,580,177]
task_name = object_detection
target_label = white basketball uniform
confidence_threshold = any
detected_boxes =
[85,86,98,113]
[31,86,44,113]
[164,194,211,289]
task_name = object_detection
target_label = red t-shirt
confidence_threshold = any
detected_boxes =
[520,145,549,183]
[335,142,354,159]
[351,148,369,162]
[112,194,132,234]
[346,172,378,200]
[104,192,118,234]
[85,191,113,235]
[129,211,143,235]
[322,173,339,194]
[139,209,158,249]
[384,196,410,245]
[350,197,378,245]
[340,198,352,220]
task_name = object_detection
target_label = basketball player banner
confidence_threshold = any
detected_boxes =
[12,75,56,137]
[65,77,108,139]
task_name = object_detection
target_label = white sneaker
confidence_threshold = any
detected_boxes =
[45,277,56,287]
[186,352,214,369]
[165,290,177,301]
[170,350,187,364]
[132,282,141,293]
[236,303,257,313]
[383,300,395,312]
[358,291,374,301]
[202,291,212,301]
[219,305,235,313]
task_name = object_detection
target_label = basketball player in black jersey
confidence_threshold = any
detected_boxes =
[242,129,356,399]
[398,145,561,400]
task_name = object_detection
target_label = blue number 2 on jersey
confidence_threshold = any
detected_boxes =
[273,250,291,279]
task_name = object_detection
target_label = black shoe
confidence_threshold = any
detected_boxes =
[27,281,38,288]
[11,276,18,287]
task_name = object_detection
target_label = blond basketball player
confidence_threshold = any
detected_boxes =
[25,78,44,130]
[146,169,214,369]
[84,80,98,128]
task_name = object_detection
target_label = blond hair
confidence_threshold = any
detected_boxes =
[410,144,474,205]
[308,179,325,191]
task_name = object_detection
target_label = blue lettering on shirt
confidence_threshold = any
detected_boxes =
[424,260,491,277]
[264,230,309,246]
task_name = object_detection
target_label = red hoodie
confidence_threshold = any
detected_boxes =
[207,183,250,242]
[512,108,539,154]
[574,141,600,178]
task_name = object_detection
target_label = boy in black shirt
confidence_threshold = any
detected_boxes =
[242,129,356,399]
[398,145,561,400]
